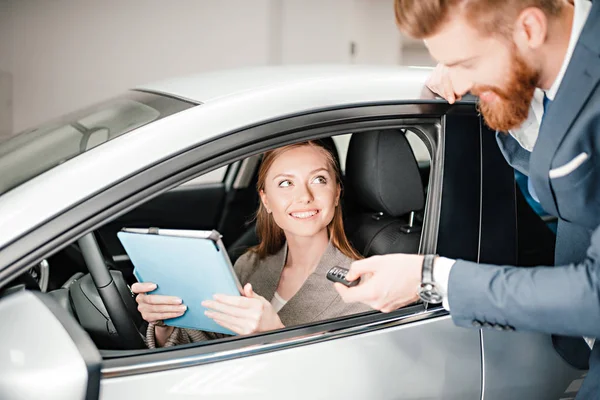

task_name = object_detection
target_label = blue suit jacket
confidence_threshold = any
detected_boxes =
[448,2,600,395]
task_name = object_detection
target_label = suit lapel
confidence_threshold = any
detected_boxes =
[530,7,600,215]
[278,242,347,327]
[247,245,287,302]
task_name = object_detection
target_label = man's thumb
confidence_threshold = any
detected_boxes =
[346,259,377,281]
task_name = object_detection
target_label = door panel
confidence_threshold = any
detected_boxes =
[0,291,102,400]
[482,330,584,399]
[100,317,481,400]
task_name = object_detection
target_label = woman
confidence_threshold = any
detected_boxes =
[132,140,371,348]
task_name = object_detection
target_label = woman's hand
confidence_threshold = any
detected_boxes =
[202,283,284,335]
[131,282,187,323]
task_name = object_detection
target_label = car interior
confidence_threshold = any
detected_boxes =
[3,128,434,352]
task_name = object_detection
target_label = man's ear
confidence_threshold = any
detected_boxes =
[513,7,548,51]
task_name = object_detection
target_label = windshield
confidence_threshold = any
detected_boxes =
[0,91,194,196]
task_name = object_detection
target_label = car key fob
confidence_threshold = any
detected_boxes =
[326,266,360,287]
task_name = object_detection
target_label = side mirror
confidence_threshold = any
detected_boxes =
[0,291,101,400]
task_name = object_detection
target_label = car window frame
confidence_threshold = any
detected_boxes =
[0,103,481,378]
[98,119,445,376]
[0,103,452,276]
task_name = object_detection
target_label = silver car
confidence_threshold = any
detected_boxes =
[0,66,586,399]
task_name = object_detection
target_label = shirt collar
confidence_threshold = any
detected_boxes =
[546,0,592,100]
[508,88,544,151]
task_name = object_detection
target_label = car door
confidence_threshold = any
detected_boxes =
[475,123,585,399]
[0,103,483,400]
[98,108,484,399]
[102,315,480,399]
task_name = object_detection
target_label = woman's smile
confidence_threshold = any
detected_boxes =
[289,209,320,220]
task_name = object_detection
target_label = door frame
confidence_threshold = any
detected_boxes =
[0,102,484,378]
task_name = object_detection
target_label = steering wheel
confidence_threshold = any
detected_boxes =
[77,233,146,349]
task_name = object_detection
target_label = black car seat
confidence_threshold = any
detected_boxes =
[227,137,342,262]
[344,130,426,256]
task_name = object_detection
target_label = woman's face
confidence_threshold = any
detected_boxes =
[260,145,340,240]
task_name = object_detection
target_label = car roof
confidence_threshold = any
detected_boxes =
[136,65,434,104]
[0,65,450,252]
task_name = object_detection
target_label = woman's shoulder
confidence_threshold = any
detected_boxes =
[232,250,260,283]
[233,246,285,284]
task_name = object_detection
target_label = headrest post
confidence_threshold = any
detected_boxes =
[400,210,422,234]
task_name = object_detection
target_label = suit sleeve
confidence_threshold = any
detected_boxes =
[448,223,600,337]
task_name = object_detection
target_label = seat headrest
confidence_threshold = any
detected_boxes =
[345,130,425,217]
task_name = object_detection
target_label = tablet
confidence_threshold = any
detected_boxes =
[117,228,242,335]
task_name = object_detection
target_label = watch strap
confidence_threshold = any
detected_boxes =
[418,254,443,304]
[421,254,436,284]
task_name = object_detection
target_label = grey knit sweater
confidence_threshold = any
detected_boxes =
[146,242,372,348]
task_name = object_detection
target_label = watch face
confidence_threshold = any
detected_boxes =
[418,283,443,304]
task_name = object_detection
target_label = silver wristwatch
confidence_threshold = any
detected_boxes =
[417,254,443,303]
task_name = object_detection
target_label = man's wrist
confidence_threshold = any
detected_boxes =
[432,256,455,310]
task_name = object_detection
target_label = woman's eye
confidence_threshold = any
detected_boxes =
[312,176,327,184]
[278,180,292,187]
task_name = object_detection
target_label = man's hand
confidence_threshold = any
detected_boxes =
[425,63,461,104]
[334,254,423,313]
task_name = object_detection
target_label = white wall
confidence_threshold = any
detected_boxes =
[9,0,273,132]
[280,0,403,65]
[3,0,431,134]
[280,0,353,64]
[351,0,402,65]
[0,0,13,139]
[0,72,11,140]
[402,44,435,67]
[0,1,12,75]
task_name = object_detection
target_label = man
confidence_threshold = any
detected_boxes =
[335,0,600,396]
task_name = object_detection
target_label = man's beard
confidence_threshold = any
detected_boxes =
[472,48,539,132]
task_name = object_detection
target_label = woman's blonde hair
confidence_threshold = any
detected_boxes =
[249,140,362,260]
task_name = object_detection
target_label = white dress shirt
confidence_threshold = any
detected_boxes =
[508,89,544,151]
[434,0,593,312]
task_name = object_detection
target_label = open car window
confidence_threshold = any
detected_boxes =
[4,121,437,364]
[37,128,433,354]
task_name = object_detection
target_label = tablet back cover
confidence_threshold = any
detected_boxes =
[117,231,239,335]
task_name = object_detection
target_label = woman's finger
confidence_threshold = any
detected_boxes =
[138,303,187,314]
[212,318,245,335]
[201,299,249,318]
[146,312,185,322]
[243,283,254,298]
[206,310,249,332]
[212,293,253,308]
[131,282,157,294]
[205,310,243,325]
[140,294,183,306]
